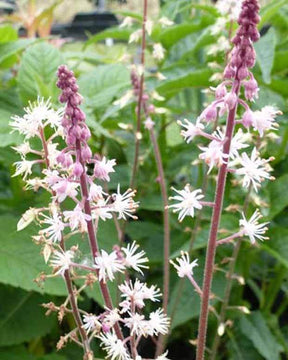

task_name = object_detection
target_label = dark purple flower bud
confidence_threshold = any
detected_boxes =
[238,66,249,80]
[80,126,91,141]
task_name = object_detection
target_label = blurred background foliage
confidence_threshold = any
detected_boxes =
[0,0,288,359]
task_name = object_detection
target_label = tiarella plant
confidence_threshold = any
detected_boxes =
[11,66,170,360]
[168,1,281,359]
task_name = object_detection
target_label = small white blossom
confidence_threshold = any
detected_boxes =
[82,314,101,333]
[94,250,125,283]
[210,17,228,35]
[177,118,205,143]
[148,309,170,336]
[216,0,243,21]
[94,156,116,182]
[169,185,204,221]
[12,142,32,156]
[129,29,142,43]
[159,17,174,27]
[113,90,134,108]
[119,16,134,28]
[199,140,228,173]
[50,250,74,276]
[112,185,139,220]
[63,205,91,232]
[123,312,147,336]
[98,331,131,360]
[207,36,231,55]
[170,252,198,278]
[121,241,149,274]
[103,308,121,328]
[41,213,65,242]
[235,148,273,192]
[17,208,38,231]
[12,159,35,180]
[144,116,155,130]
[52,179,78,202]
[251,106,280,137]
[239,209,269,244]
[92,198,113,221]
[145,19,153,35]
[88,183,106,201]
[153,43,165,61]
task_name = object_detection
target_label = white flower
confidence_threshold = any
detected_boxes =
[94,250,125,283]
[153,43,165,61]
[159,17,174,27]
[212,128,250,159]
[210,17,228,35]
[148,309,170,336]
[10,97,63,139]
[251,106,280,137]
[82,314,101,333]
[239,209,269,244]
[88,183,106,201]
[156,351,171,360]
[113,90,134,109]
[129,29,142,43]
[123,312,147,336]
[144,116,155,130]
[121,241,149,274]
[63,205,91,232]
[119,279,161,312]
[170,252,198,278]
[103,308,121,328]
[98,331,131,360]
[41,213,65,242]
[17,208,38,231]
[199,140,228,173]
[145,19,153,35]
[119,16,134,28]
[177,118,205,143]
[50,250,74,276]
[207,36,230,55]
[236,148,273,192]
[52,179,78,202]
[112,185,139,220]
[12,142,32,156]
[92,198,113,221]
[169,185,204,221]
[47,142,60,168]
[12,159,35,180]
[216,0,243,21]
[94,156,116,182]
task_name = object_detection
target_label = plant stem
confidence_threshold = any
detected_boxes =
[149,127,170,357]
[39,128,91,355]
[76,139,124,341]
[196,81,240,360]
[130,0,148,189]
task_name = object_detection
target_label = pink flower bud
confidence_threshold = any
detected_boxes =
[81,145,92,162]
[238,66,249,80]
[242,109,254,128]
[201,105,217,122]
[73,162,83,177]
[224,92,237,110]
[215,84,227,99]
[244,77,259,101]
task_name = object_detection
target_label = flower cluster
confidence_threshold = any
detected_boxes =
[170,0,279,248]
[11,66,169,360]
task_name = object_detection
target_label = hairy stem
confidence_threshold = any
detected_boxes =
[149,127,170,357]
[196,81,240,360]
[130,0,148,189]
[39,128,91,354]
[76,139,124,341]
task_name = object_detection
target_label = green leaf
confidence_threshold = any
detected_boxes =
[85,27,132,47]
[0,346,35,360]
[0,284,56,346]
[17,42,63,104]
[78,64,130,110]
[159,18,214,49]
[267,173,288,219]
[259,0,288,27]
[263,227,288,269]
[273,50,288,74]
[254,28,277,84]
[0,38,35,67]
[0,215,66,295]
[239,311,283,360]
[155,66,212,99]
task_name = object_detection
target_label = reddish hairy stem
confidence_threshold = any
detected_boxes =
[196,81,241,360]
[76,139,124,341]
[149,128,170,356]
[130,0,148,189]
[39,128,91,354]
